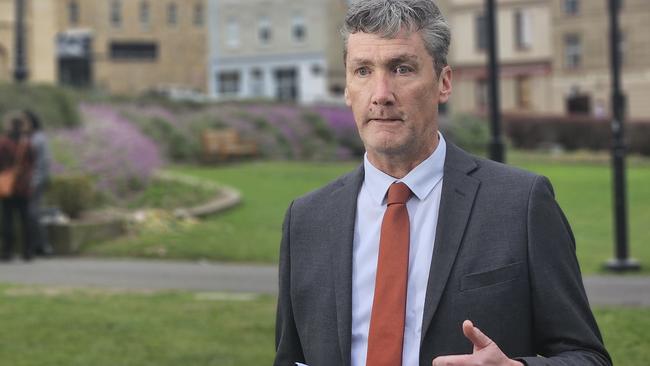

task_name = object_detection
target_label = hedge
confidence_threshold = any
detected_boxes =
[0,83,81,129]
[503,113,650,156]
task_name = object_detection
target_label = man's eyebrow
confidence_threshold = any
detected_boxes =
[387,53,420,64]
[347,57,373,66]
[348,53,420,66]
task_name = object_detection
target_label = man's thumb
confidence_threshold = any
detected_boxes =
[462,320,492,350]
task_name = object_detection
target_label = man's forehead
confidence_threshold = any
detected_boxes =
[346,31,429,63]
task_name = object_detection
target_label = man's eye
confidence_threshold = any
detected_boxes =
[396,65,413,74]
[356,67,370,76]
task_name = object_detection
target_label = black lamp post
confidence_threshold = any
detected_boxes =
[486,0,505,163]
[13,0,29,83]
[604,0,640,272]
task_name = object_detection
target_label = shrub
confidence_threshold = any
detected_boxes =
[311,105,362,157]
[440,114,490,155]
[0,83,81,128]
[46,175,97,219]
[76,101,364,162]
[296,112,338,160]
[503,114,650,156]
[131,116,197,161]
[50,104,163,201]
[628,122,650,156]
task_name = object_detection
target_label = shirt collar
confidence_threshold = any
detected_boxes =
[363,133,446,204]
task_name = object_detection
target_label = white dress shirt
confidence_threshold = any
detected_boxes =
[351,134,446,366]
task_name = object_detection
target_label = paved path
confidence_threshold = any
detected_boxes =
[1,258,649,306]
[0,258,276,294]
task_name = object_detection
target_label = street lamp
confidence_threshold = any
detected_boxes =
[486,0,505,163]
[13,0,29,83]
[604,0,640,272]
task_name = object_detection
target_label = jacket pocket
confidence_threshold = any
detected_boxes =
[460,262,523,291]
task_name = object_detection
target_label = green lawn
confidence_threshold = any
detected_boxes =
[85,161,356,262]
[509,153,650,274]
[0,285,276,366]
[85,153,650,274]
[0,284,647,366]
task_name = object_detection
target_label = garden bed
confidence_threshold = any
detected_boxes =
[47,172,241,255]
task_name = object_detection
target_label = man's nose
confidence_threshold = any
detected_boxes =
[371,73,396,106]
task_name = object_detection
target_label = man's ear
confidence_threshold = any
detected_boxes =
[344,87,351,107]
[437,66,453,104]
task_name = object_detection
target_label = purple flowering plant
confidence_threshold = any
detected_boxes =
[51,103,163,200]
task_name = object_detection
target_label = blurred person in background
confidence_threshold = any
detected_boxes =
[23,110,53,256]
[0,112,35,261]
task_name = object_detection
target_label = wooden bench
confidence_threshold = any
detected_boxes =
[201,129,258,162]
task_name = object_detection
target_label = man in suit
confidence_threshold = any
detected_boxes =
[275,1,611,365]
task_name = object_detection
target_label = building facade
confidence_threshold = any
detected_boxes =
[2,0,648,114]
[550,0,650,119]
[0,0,208,95]
[0,0,59,84]
[447,0,650,119]
[208,0,347,103]
[56,0,208,94]
[447,0,553,115]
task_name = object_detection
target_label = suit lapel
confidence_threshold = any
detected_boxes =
[328,166,364,366]
[421,142,480,345]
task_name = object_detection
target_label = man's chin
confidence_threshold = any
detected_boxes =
[366,141,412,157]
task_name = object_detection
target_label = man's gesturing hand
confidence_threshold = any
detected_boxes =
[431,320,524,366]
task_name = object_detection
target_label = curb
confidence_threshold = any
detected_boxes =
[153,171,242,219]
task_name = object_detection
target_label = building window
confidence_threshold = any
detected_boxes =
[564,0,580,16]
[330,84,344,96]
[68,1,79,25]
[515,76,532,109]
[292,15,306,43]
[226,19,239,48]
[258,16,272,45]
[475,14,487,51]
[475,79,488,109]
[109,42,158,60]
[140,1,150,27]
[218,72,240,95]
[514,9,532,50]
[275,68,298,101]
[311,64,323,76]
[566,89,591,115]
[167,3,178,25]
[564,33,582,69]
[110,0,122,28]
[250,68,265,97]
[193,3,204,26]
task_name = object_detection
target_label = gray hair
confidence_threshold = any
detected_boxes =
[342,0,451,76]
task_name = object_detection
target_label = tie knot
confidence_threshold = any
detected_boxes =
[386,182,411,205]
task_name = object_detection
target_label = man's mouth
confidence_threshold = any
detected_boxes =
[367,118,403,123]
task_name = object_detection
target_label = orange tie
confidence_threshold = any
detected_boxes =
[366,182,412,366]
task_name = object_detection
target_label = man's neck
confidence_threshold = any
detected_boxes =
[367,136,439,179]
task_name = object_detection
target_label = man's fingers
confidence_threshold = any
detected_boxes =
[432,354,474,366]
[462,320,493,349]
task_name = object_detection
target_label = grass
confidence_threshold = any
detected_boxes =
[123,177,217,211]
[84,161,356,262]
[84,152,650,274]
[509,151,650,274]
[594,307,650,366]
[0,284,647,365]
[0,285,276,366]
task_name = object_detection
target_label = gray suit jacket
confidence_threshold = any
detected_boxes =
[275,142,611,366]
